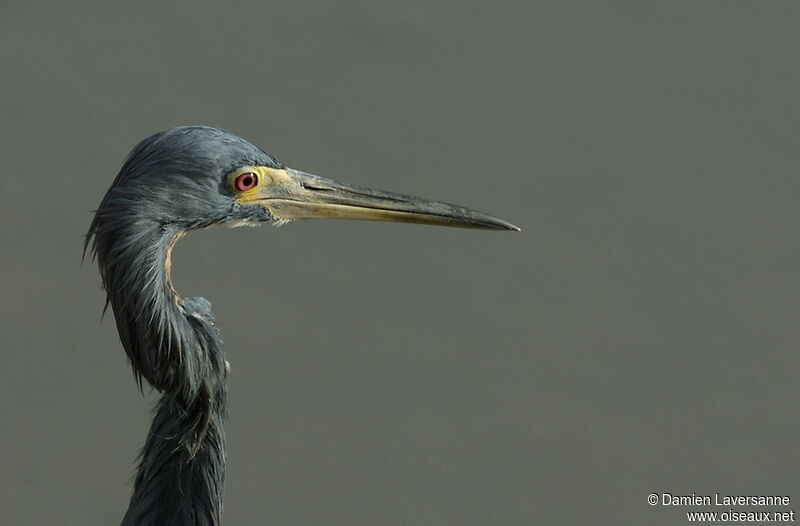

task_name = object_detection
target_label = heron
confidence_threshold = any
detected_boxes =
[85,126,519,525]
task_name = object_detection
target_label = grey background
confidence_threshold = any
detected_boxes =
[1,1,798,525]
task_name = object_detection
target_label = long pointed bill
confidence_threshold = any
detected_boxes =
[245,167,520,231]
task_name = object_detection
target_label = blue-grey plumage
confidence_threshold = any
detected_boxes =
[85,126,518,526]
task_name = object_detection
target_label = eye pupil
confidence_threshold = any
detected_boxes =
[235,172,258,191]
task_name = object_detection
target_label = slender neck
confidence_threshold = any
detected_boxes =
[122,387,227,526]
[101,222,216,395]
[93,220,229,525]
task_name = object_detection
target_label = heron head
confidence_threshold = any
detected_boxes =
[97,126,519,232]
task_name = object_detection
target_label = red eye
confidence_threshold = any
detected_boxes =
[234,172,258,191]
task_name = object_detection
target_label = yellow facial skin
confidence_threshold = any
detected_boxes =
[228,166,294,203]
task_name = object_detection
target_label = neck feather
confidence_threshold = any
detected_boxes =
[88,218,229,525]
[122,388,227,526]
[96,220,219,395]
